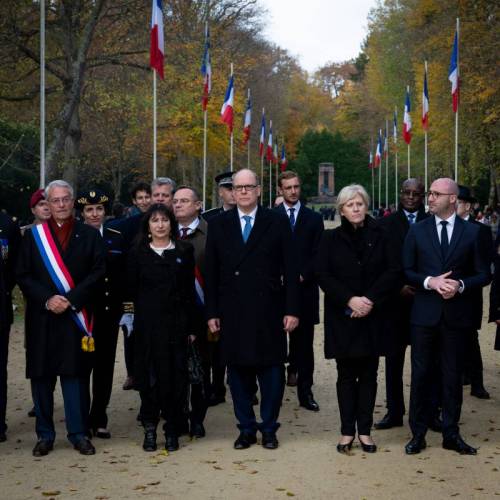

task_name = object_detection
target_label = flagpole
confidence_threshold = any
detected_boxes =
[153,70,157,178]
[454,17,459,182]
[424,60,429,200]
[370,137,374,213]
[40,0,46,188]
[202,108,208,208]
[260,153,264,204]
[246,88,251,169]
[378,155,381,210]
[385,119,389,208]
[407,144,410,179]
[230,63,234,171]
[269,159,272,208]
[394,106,398,206]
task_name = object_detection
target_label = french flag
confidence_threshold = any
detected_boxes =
[383,131,388,159]
[280,144,288,172]
[374,130,382,167]
[422,64,429,130]
[273,141,279,165]
[259,110,265,157]
[201,24,211,111]
[150,0,164,79]
[266,120,273,162]
[368,150,373,169]
[403,87,412,145]
[393,108,398,143]
[448,30,459,113]
[220,75,234,133]
[243,93,251,144]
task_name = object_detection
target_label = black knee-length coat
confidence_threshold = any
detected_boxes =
[127,240,200,393]
[316,216,401,359]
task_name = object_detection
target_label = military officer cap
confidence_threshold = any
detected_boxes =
[76,188,110,209]
[215,171,233,188]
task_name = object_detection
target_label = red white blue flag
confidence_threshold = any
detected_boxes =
[220,75,234,133]
[259,110,266,157]
[243,93,251,144]
[422,65,429,130]
[448,30,459,113]
[375,130,382,167]
[368,150,374,169]
[273,140,279,165]
[280,144,288,172]
[201,24,211,111]
[383,130,388,159]
[150,0,164,79]
[266,120,273,162]
[403,88,412,145]
[393,109,398,143]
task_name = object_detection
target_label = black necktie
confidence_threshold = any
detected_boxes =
[440,220,449,258]
[180,227,190,240]
[289,207,296,230]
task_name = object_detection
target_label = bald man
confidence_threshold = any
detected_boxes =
[403,178,490,455]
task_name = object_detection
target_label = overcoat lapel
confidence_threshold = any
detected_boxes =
[445,216,465,264]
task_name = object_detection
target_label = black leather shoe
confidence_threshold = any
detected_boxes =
[28,407,36,417]
[143,426,157,452]
[190,422,206,438]
[93,428,111,439]
[374,413,403,430]
[299,395,320,412]
[336,437,355,454]
[428,416,443,433]
[165,435,179,452]
[234,432,257,450]
[32,439,54,457]
[74,438,96,455]
[261,432,279,449]
[177,419,190,437]
[442,435,477,455]
[405,435,427,455]
[358,436,377,453]
[0,432,6,443]
[207,394,226,407]
[286,372,298,387]
[471,386,490,399]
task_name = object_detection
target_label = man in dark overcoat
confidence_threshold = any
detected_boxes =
[403,178,490,456]
[276,171,323,411]
[205,168,300,450]
[202,170,235,222]
[375,179,431,430]
[0,210,21,442]
[16,180,105,457]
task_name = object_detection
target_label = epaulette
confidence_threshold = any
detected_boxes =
[106,227,121,235]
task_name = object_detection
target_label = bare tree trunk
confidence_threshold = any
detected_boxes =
[489,163,498,207]
[62,104,81,189]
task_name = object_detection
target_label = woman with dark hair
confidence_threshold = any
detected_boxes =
[316,185,400,454]
[128,204,199,452]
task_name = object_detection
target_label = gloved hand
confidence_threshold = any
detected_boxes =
[119,313,134,338]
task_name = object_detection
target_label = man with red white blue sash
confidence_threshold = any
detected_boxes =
[17,180,105,457]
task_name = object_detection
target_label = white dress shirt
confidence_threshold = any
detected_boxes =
[283,200,301,220]
[237,206,258,232]
[178,217,200,237]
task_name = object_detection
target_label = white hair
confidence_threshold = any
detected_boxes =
[336,184,370,212]
[151,177,176,192]
[45,180,74,199]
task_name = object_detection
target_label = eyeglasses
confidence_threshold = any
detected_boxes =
[426,191,455,199]
[401,190,423,197]
[233,184,258,192]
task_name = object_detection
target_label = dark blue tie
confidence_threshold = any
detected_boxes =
[242,215,252,243]
[407,213,415,224]
[289,207,296,230]
[440,220,449,258]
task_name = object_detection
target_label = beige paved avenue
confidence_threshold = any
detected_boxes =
[1,264,499,499]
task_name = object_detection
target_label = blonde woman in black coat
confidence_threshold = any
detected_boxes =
[316,185,400,454]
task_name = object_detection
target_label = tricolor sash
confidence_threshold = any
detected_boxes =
[32,223,94,350]
[194,265,205,306]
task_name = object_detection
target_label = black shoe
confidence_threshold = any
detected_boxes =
[74,438,96,455]
[374,413,403,430]
[207,394,226,407]
[93,428,111,439]
[462,375,471,386]
[122,376,135,390]
[471,386,490,399]
[143,426,157,452]
[358,435,377,453]
[252,395,259,406]
[261,432,279,450]
[28,407,36,418]
[32,439,54,457]
[336,437,355,454]
[190,422,206,439]
[234,432,257,450]
[442,435,477,455]
[405,435,427,455]
[165,435,179,452]
[177,419,190,437]
[299,394,320,412]
[428,416,443,433]
[0,430,6,443]
[286,372,298,387]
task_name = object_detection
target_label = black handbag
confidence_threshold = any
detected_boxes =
[187,342,204,387]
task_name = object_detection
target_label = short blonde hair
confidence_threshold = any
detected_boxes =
[336,184,370,213]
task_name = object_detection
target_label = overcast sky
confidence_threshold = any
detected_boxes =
[259,0,377,72]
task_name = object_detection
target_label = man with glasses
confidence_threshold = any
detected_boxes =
[403,178,490,455]
[375,179,432,431]
[17,180,105,457]
[205,169,300,450]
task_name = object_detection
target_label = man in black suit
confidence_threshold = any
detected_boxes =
[0,210,21,442]
[403,178,490,455]
[202,170,235,222]
[375,179,430,430]
[276,171,323,411]
[456,185,492,399]
[205,168,300,450]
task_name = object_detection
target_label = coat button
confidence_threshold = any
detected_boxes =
[235,271,240,276]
